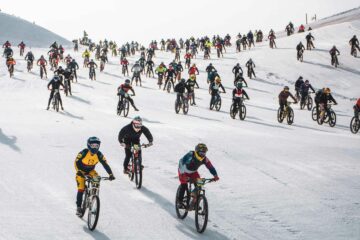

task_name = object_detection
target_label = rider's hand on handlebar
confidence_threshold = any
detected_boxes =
[109,174,115,181]
[213,176,220,181]
[120,143,125,147]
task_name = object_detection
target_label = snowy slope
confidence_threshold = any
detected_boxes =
[0,12,71,48]
[0,10,359,240]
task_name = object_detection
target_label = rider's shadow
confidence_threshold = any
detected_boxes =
[0,128,21,152]
[82,226,111,240]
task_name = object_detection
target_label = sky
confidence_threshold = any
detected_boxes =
[0,0,359,44]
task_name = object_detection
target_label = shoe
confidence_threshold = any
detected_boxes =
[123,168,129,174]
[76,207,82,216]
[134,106,139,111]
[61,106,64,110]
[46,106,49,110]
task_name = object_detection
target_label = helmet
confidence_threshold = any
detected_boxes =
[195,143,208,160]
[236,82,243,88]
[215,76,221,83]
[41,55,44,58]
[58,66,63,69]
[125,79,131,85]
[236,63,240,66]
[249,58,252,62]
[132,116,143,130]
[72,59,75,62]
[324,88,331,94]
[354,35,357,38]
[190,74,196,80]
[53,76,60,82]
[305,80,309,85]
[209,63,212,66]
[284,86,289,91]
[180,78,186,83]
[299,76,303,80]
[87,137,101,154]
[192,63,196,67]
[90,59,94,62]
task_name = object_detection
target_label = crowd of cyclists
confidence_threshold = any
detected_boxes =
[1,22,360,232]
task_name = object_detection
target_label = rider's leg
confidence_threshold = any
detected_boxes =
[47,91,54,109]
[123,147,132,173]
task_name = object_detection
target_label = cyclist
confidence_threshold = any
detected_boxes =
[186,74,199,105]
[118,116,153,174]
[354,98,360,118]
[75,137,115,216]
[68,59,79,81]
[305,33,315,50]
[232,63,243,80]
[188,63,199,78]
[349,35,360,55]
[63,68,73,95]
[87,59,98,80]
[37,55,48,78]
[117,79,139,111]
[278,86,297,114]
[146,59,155,77]
[300,80,315,107]
[121,57,129,76]
[233,82,249,105]
[296,42,305,60]
[6,56,16,75]
[17,41,26,56]
[25,51,35,70]
[316,88,337,123]
[47,75,64,110]
[329,46,340,65]
[234,72,248,87]
[163,65,176,91]
[209,77,226,106]
[174,78,189,105]
[177,143,219,210]
[82,49,91,67]
[294,76,304,100]
[245,58,256,78]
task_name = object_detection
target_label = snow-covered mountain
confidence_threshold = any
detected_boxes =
[0,8,359,240]
[0,11,71,48]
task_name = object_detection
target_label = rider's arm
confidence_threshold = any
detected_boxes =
[97,151,113,175]
[289,92,297,102]
[47,81,53,89]
[329,94,337,104]
[243,90,250,100]
[204,158,218,177]
[130,88,135,96]
[310,85,316,93]
[142,126,153,144]
[220,84,226,93]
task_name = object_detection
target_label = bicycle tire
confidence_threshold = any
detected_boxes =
[195,195,209,233]
[277,108,284,123]
[350,117,360,134]
[329,111,336,127]
[175,100,180,114]
[183,100,189,115]
[240,104,246,120]
[307,97,313,111]
[215,98,221,111]
[135,158,142,189]
[287,107,294,125]
[79,190,88,218]
[87,195,100,231]
[124,100,130,117]
[175,185,189,219]
[230,104,236,119]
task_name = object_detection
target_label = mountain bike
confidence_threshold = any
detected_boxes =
[39,65,47,79]
[52,89,61,112]
[350,116,360,134]
[165,77,174,93]
[350,46,357,58]
[64,79,70,96]
[78,176,109,231]
[277,102,295,125]
[8,64,14,78]
[317,104,336,127]
[300,93,313,110]
[297,49,304,62]
[127,143,151,189]
[230,98,247,120]
[311,106,319,121]
[117,93,132,117]
[100,61,105,72]
[89,66,96,80]
[175,178,215,233]
[210,92,223,111]
[157,73,164,89]
[331,54,339,68]
[122,65,129,76]
[247,66,255,79]
[175,93,189,114]
[27,60,33,72]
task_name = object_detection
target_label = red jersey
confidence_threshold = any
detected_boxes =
[118,84,132,93]
[121,59,129,65]
[356,98,360,107]
[188,67,198,75]
[184,53,192,59]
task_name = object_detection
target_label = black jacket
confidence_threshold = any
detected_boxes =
[118,123,153,145]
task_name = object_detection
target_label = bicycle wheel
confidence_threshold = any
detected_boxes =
[79,190,88,218]
[55,95,59,112]
[117,101,122,115]
[329,111,336,127]
[240,104,246,120]
[307,97,313,111]
[277,108,284,123]
[350,117,360,134]
[311,107,318,121]
[183,101,189,115]
[175,185,190,219]
[287,108,294,125]
[175,100,180,114]
[215,98,221,111]
[135,158,142,189]
[167,82,171,93]
[87,195,100,231]
[129,159,135,181]
[300,100,305,110]
[230,104,236,119]
[317,112,325,125]
[123,101,130,117]
[195,195,209,233]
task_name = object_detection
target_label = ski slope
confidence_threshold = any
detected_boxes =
[0,10,359,240]
[0,11,70,48]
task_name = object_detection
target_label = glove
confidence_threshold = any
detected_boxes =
[109,174,115,181]
[334,103,338,105]
[213,176,220,181]
[148,142,153,146]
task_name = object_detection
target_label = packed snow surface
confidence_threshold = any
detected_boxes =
[0,9,359,240]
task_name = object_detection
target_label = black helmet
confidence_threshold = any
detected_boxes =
[180,78,186,83]
[284,86,290,91]
[87,137,100,154]
[125,79,131,85]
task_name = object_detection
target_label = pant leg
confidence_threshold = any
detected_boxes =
[123,147,132,170]
[48,91,54,107]
[75,171,85,207]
